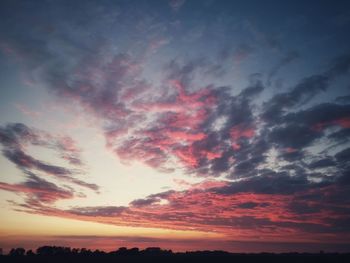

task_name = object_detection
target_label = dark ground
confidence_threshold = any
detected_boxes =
[1,248,350,263]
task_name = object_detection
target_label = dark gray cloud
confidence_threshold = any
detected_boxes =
[269,123,321,149]
[3,149,72,175]
[335,94,350,104]
[283,103,350,126]
[0,123,98,192]
[308,157,336,169]
[238,80,265,99]
[0,123,84,166]
[325,54,350,79]
[237,202,260,209]
[338,169,350,185]
[335,148,350,163]
[263,75,329,122]
[217,172,330,196]
[328,128,350,142]
[267,50,300,86]
[130,197,159,207]
[0,171,74,203]
[263,54,350,123]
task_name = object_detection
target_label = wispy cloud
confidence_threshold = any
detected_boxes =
[0,123,99,192]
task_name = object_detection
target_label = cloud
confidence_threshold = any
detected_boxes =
[169,0,186,11]
[0,123,84,166]
[0,8,295,181]
[130,197,160,207]
[328,128,350,142]
[286,103,350,130]
[308,157,336,169]
[263,54,350,123]
[263,103,350,158]
[1,1,350,245]
[335,94,350,104]
[0,172,74,204]
[263,75,329,122]
[267,50,300,86]
[269,123,321,149]
[219,171,333,195]
[0,123,98,192]
[335,147,350,163]
[15,103,41,118]
[3,149,72,175]
[232,44,255,64]
[11,176,349,244]
[238,80,264,99]
[68,206,127,217]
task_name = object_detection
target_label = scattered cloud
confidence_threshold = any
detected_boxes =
[0,123,99,192]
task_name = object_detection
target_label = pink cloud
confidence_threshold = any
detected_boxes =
[313,117,350,131]
[15,183,350,245]
[107,80,220,171]
[230,125,255,150]
[15,103,41,118]
[0,180,74,204]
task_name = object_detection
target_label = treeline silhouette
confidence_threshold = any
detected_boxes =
[1,246,349,263]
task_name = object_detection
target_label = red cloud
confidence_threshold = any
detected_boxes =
[173,146,199,168]
[230,125,255,150]
[313,117,350,131]
[0,180,74,204]
[109,80,220,171]
[165,131,207,143]
[18,183,350,244]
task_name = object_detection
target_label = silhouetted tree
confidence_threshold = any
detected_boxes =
[145,247,161,252]
[71,248,80,254]
[36,246,53,256]
[36,246,71,256]
[79,248,92,255]
[1,245,350,263]
[142,247,172,256]
[9,248,25,256]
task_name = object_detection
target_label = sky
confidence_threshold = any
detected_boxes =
[0,0,350,253]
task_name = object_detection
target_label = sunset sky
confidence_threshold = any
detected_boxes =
[1,0,350,253]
